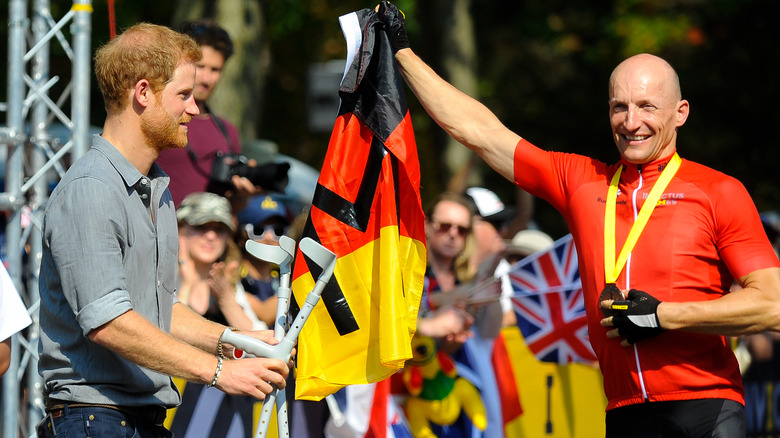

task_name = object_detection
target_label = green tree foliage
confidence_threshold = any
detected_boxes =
[3,0,779,237]
[461,0,780,235]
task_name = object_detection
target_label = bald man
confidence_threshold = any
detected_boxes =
[378,2,780,436]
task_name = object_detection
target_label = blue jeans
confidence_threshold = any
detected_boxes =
[49,405,173,438]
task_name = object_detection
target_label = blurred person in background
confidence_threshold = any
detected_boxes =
[176,192,266,331]
[156,20,260,208]
[417,192,476,349]
[465,186,515,273]
[464,186,520,331]
[235,194,296,327]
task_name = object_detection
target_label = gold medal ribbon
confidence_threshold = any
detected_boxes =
[604,153,681,284]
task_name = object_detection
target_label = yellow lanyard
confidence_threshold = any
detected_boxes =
[604,153,681,284]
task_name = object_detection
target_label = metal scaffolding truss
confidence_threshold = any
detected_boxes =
[1,0,92,436]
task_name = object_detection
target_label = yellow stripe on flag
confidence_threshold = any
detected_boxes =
[293,226,425,400]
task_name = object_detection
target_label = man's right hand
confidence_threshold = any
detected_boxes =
[216,356,289,400]
[378,1,410,53]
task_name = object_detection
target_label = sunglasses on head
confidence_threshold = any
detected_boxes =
[431,221,471,237]
[244,223,288,241]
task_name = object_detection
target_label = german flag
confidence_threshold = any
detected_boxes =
[289,8,426,400]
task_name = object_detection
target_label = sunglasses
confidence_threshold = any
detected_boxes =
[431,221,471,238]
[192,223,230,235]
[245,223,288,241]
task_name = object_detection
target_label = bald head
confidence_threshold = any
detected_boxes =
[607,53,689,164]
[609,53,681,103]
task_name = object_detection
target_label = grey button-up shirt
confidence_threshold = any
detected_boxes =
[38,135,181,408]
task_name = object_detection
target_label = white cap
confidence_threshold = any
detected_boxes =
[465,187,514,224]
[506,229,554,256]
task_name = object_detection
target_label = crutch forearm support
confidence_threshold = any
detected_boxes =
[245,236,296,338]
[225,238,336,361]
[231,237,337,438]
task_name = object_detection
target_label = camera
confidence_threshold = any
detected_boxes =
[211,151,290,193]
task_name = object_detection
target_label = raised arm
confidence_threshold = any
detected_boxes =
[394,49,520,180]
[379,2,520,181]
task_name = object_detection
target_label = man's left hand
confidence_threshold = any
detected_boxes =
[601,288,664,346]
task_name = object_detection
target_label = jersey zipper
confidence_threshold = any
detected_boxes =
[628,165,650,402]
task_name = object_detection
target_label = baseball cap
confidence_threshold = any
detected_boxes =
[237,195,291,227]
[506,229,554,257]
[176,192,235,231]
[465,187,516,226]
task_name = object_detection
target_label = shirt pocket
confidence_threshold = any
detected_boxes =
[158,230,179,296]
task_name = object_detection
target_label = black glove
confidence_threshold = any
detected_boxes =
[378,1,410,53]
[610,289,664,344]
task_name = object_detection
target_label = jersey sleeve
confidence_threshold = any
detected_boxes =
[513,138,607,215]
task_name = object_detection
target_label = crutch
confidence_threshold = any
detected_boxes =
[221,237,337,438]
[243,235,295,437]
[247,236,346,430]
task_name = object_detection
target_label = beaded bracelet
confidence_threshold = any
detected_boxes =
[217,326,237,359]
[207,356,223,388]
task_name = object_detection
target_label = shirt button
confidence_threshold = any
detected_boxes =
[140,178,149,185]
[141,194,148,199]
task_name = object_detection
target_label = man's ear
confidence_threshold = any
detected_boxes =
[134,79,153,108]
[676,99,690,128]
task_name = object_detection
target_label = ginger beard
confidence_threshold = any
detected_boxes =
[141,95,192,152]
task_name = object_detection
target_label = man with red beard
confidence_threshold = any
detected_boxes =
[156,20,258,208]
[37,23,289,437]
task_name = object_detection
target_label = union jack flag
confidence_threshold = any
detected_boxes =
[509,234,597,364]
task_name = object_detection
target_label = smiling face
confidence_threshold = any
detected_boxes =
[608,54,689,164]
[141,62,198,152]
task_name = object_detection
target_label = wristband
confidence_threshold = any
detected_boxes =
[217,326,237,359]
[207,356,223,388]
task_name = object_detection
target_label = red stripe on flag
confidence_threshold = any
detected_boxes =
[526,294,593,359]
[492,332,523,424]
[526,292,562,355]
[365,379,390,438]
[538,253,562,288]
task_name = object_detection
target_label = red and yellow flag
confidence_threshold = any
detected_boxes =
[290,7,426,400]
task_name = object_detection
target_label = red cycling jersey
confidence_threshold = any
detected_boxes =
[513,138,779,410]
